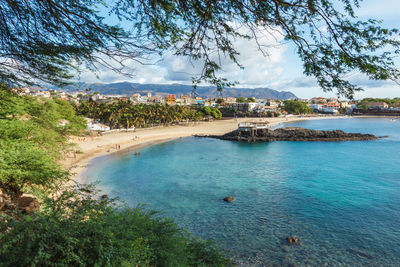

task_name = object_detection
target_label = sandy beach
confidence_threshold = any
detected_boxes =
[64,115,347,182]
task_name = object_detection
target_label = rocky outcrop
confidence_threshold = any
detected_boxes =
[347,248,374,259]
[205,127,377,142]
[286,236,301,245]
[17,195,39,213]
[0,189,39,213]
[223,196,235,202]
[0,189,8,211]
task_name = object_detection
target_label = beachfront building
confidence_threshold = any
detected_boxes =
[321,101,340,114]
[86,118,110,131]
[308,103,323,112]
[238,121,270,132]
[232,102,259,112]
[368,102,389,109]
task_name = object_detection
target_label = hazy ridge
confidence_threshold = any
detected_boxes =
[63,82,297,100]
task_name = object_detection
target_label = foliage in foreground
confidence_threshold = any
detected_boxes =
[1,1,399,97]
[0,186,231,267]
[0,90,86,198]
[0,91,230,266]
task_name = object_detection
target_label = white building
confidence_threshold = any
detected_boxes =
[86,119,110,131]
[308,104,323,111]
[232,102,259,112]
[131,93,141,102]
[138,95,148,103]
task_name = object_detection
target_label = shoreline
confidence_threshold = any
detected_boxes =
[74,138,176,184]
[64,115,350,183]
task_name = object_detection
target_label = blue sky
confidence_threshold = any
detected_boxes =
[79,0,400,99]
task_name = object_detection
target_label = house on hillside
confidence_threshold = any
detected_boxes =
[309,97,327,104]
[167,94,176,104]
[150,95,166,104]
[131,93,141,102]
[138,95,148,103]
[225,97,236,103]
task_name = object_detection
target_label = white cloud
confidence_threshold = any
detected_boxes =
[75,1,400,98]
[77,26,288,87]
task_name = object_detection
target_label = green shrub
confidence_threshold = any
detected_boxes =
[0,91,231,267]
[0,186,231,267]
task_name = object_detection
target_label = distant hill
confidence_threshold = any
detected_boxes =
[62,82,297,100]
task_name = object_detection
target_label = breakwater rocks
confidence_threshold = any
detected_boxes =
[201,127,378,142]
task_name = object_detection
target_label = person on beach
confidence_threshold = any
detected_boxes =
[118,144,120,149]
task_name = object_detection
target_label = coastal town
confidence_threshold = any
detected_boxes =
[13,86,400,118]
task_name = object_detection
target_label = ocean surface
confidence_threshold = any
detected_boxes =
[82,118,400,266]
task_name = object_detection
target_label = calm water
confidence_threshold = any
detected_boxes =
[83,118,400,266]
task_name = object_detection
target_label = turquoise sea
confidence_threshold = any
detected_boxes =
[82,118,400,266]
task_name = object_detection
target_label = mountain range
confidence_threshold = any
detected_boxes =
[63,82,297,100]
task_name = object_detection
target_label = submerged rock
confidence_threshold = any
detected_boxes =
[347,248,374,259]
[286,236,301,245]
[204,127,378,142]
[223,196,235,202]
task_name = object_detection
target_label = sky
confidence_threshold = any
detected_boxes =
[78,0,400,99]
